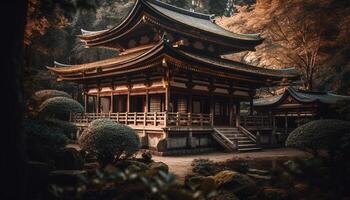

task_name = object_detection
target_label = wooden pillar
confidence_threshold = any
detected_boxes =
[229,95,233,127]
[235,102,241,127]
[145,90,149,112]
[285,114,288,134]
[249,90,255,116]
[110,93,114,113]
[126,85,131,112]
[127,92,130,112]
[249,98,254,116]
[165,86,170,112]
[96,93,100,113]
[188,93,192,113]
[84,93,88,112]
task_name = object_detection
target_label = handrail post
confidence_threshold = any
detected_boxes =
[188,113,192,126]
[200,113,203,126]
[134,112,137,126]
[116,112,119,123]
[154,112,157,126]
[176,112,180,126]
[125,112,128,125]
[164,112,167,127]
[143,112,146,126]
[210,113,214,127]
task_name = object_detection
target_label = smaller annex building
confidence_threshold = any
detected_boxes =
[253,87,350,140]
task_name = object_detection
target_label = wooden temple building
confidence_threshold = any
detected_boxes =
[251,87,350,146]
[47,0,299,154]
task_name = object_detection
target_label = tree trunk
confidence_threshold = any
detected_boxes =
[0,1,27,200]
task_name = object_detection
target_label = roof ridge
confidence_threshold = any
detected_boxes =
[144,0,213,20]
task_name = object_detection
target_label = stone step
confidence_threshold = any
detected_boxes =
[237,140,253,144]
[236,136,250,140]
[238,147,262,152]
[248,168,270,175]
[238,143,257,148]
[246,173,271,180]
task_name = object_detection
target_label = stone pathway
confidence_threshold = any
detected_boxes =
[153,148,310,182]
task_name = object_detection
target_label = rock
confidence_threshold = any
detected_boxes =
[141,151,153,163]
[213,170,257,198]
[115,160,150,172]
[186,175,217,195]
[50,170,86,185]
[262,187,288,200]
[54,147,84,170]
[146,161,169,176]
[148,161,169,173]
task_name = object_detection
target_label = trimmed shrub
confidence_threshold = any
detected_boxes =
[39,97,84,119]
[24,118,69,162]
[33,90,71,104]
[285,119,350,155]
[44,118,77,139]
[29,90,71,113]
[78,119,140,165]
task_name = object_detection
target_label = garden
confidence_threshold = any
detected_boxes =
[22,89,350,200]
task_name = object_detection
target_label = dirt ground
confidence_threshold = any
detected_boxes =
[153,148,310,182]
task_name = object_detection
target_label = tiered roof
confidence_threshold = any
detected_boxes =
[78,0,263,54]
[48,39,299,86]
[254,87,350,106]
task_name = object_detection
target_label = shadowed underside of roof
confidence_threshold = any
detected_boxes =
[254,87,350,106]
[79,0,262,43]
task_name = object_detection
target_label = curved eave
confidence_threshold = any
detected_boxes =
[78,0,263,49]
[254,87,320,107]
[48,40,299,86]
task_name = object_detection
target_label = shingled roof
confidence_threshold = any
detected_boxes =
[78,0,263,52]
[47,39,299,83]
[254,87,350,106]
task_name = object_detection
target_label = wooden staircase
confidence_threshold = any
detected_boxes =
[213,126,261,152]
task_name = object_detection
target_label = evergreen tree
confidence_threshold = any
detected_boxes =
[208,0,227,16]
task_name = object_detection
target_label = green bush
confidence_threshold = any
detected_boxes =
[285,119,350,155]
[24,118,69,162]
[44,118,77,139]
[29,90,71,112]
[38,97,84,119]
[78,119,140,165]
[33,90,71,105]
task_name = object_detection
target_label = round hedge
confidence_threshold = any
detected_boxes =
[285,119,350,153]
[39,97,84,119]
[31,90,71,107]
[78,119,140,165]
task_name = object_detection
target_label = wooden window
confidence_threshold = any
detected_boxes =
[149,95,163,112]
[177,97,187,113]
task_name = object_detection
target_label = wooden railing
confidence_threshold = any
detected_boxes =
[212,128,236,151]
[71,112,213,127]
[238,125,257,143]
[240,115,272,129]
[167,112,212,126]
